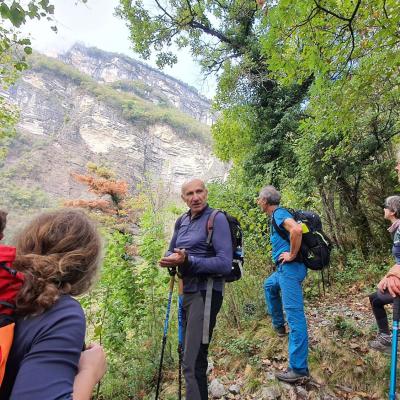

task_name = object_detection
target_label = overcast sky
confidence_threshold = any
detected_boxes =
[21,0,216,97]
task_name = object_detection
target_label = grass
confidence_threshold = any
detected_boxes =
[309,325,388,398]
[212,309,389,398]
[110,79,170,106]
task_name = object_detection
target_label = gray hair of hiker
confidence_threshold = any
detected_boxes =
[385,196,400,219]
[0,210,7,235]
[259,185,281,205]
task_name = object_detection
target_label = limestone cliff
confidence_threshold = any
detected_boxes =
[0,45,226,211]
[60,44,213,125]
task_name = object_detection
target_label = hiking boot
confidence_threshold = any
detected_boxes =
[369,332,391,354]
[275,369,310,384]
[274,325,288,337]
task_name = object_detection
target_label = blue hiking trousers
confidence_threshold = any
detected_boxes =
[264,261,308,374]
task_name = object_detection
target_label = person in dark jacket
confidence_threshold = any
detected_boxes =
[377,161,400,297]
[369,195,400,353]
[0,209,106,400]
[159,178,232,400]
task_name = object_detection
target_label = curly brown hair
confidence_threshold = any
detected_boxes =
[14,209,101,316]
[0,210,7,236]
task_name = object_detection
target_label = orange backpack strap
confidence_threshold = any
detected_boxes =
[0,322,15,387]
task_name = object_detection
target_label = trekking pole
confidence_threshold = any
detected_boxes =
[389,297,400,400]
[177,278,184,400]
[155,268,176,400]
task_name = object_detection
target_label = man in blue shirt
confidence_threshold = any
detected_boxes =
[159,179,232,400]
[257,185,309,383]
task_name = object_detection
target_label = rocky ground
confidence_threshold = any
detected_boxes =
[205,286,393,400]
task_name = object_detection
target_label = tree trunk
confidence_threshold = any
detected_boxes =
[319,185,345,252]
[336,177,373,257]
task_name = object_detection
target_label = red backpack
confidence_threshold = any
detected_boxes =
[0,245,24,387]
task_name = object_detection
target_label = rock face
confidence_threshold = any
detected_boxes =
[60,44,214,125]
[1,45,226,206]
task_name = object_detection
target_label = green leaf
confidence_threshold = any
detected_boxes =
[0,3,10,19]
[9,3,26,27]
[94,324,102,339]
[19,38,31,45]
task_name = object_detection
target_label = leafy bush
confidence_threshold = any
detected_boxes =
[81,192,182,399]
[0,183,50,209]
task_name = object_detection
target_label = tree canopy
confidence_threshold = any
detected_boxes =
[118,0,399,254]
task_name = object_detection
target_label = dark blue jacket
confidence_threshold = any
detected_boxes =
[0,295,85,400]
[392,227,400,264]
[168,205,233,293]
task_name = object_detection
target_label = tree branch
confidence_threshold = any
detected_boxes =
[188,19,243,50]
[383,0,389,19]
[349,0,362,23]
[154,0,175,21]
[313,0,350,22]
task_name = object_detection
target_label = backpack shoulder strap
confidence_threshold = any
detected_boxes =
[175,212,189,231]
[271,208,290,243]
[206,209,221,246]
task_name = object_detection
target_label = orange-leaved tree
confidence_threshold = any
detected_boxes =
[64,162,143,236]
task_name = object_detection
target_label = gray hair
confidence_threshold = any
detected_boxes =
[259,185,281,205]
[385,196,400,219]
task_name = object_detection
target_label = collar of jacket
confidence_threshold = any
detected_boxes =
[187,204,211,221]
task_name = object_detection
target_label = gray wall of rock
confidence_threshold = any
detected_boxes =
[1,45,227,203]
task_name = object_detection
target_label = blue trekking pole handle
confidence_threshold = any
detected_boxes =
[178,294,183,400]
[178,295,183,345]
[389,297,400,400]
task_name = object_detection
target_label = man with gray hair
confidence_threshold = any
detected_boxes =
[257,185,309,383]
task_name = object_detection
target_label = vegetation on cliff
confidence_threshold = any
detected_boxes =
[29,53,211,143]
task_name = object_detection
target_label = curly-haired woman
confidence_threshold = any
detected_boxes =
[0,209,106,400]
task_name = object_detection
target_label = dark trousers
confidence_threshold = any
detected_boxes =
[369,290,394,334]
[182,290,223,400]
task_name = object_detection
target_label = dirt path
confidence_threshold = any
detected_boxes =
[210,287,391,400]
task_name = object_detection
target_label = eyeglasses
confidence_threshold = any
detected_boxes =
[383,203,393,211]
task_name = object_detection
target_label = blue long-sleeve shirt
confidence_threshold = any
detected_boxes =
[0,295,85,400]
[168,205,233,293]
